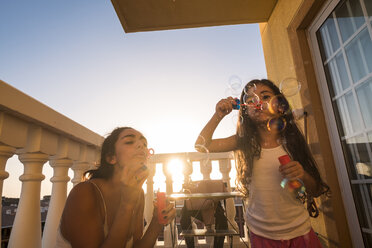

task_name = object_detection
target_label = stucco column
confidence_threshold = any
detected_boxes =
[71,161,89,187]
[42,158,73,248]
[219,158,239,242]
[8,152,48,248]
[0,145,15,243]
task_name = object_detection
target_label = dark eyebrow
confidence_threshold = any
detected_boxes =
[121,134,147,143]
[245,90,274,99]
[259,90,273,95]
[121,134,135,139]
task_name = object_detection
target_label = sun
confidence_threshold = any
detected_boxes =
[166,159,185,192]
[143,159,185,193]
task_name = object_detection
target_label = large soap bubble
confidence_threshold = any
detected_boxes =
[279,78,301,97]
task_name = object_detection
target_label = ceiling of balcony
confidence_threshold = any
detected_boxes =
[111,0,277,33]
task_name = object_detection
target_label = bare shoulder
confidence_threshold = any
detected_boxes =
[60,181,102,237]
[65,181,97,206]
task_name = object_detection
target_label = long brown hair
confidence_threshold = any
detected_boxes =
[234,79,330,216]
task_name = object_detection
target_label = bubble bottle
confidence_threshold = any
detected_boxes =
[278,155,306,196]
[156,190,167,225]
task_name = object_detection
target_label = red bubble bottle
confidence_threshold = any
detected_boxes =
[157,192,167,225]
[278,155,305,194]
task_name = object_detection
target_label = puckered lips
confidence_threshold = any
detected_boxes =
[134,152,147,159]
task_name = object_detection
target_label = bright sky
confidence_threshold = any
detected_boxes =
[0,1,267,198]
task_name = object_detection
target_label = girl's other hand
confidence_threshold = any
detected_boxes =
[215,97,235,118]
[279,161,305,181]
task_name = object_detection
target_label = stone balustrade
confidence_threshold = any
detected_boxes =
[0,80,102,248]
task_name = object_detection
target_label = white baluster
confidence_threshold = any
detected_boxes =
[71,161,89,186]
[163,162,173,194]
[201,155,214,246]
[162,162,175,247]
[42,158,73,248]
[0,145,15,244]
[200,157,212,180]
[71,144,95,186]
[8,152,48,248]
[183,156,199,246]
[182,156,193,185]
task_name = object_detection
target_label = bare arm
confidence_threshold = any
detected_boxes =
[195,97,238,153]
[302,172,323,197]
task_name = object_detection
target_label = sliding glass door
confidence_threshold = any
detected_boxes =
[309,0,372,246]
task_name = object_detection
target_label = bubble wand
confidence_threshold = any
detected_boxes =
[232,98,263,110]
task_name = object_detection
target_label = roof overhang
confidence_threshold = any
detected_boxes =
[111,0,277,33]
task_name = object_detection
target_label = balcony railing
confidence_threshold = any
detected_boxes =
[0,80,249,247]
[147,152,249,247]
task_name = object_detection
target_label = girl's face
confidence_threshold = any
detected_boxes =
[110,128,149,168]
[244,84,277,123]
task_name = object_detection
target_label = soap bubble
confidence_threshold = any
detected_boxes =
[148,148,155,157]
[281,178,306,196]
[268,95,290,115]
[243,82,257,95]
[243,93,261,110]
[227,75,243,96]
[279,78,301,97]
[267,117,287,132]
[197,135,206,146]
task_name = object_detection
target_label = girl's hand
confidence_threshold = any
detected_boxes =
[215,97,235,119]
[121,162,149,188]
[120,163,149,206]
[153,200,177,225]
[279,161,305,181]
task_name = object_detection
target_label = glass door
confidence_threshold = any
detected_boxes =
[309,0,372,247]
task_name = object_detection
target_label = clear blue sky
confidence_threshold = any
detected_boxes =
[0,1,267,197]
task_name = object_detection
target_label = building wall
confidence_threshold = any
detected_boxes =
[259,0,352,247]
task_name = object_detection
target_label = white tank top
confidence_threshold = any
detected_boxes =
[245,145,311,240]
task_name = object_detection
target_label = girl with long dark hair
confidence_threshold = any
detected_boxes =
[195,79,329,247]
[55,127,176,248]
